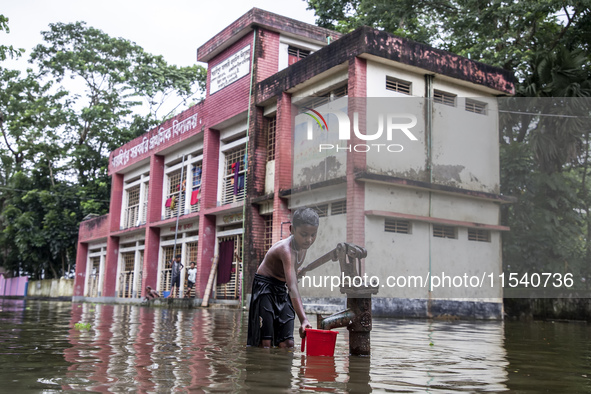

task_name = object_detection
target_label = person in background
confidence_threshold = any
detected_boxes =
[185,261,197,298]
[169,254,184,298]
[144,286,160,301]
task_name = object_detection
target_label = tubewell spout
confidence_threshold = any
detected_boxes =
[318,309,355,330]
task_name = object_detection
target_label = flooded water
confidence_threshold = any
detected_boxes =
[0,299,590,393]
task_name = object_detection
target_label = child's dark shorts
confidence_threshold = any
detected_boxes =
[247,274,295,347]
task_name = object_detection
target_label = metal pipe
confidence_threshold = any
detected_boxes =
[318,309,355,330]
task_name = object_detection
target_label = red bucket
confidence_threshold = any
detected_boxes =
[301,328,338,357]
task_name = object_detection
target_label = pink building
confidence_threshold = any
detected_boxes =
[74,8,514,318]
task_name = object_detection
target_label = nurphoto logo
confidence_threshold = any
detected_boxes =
[304,108,419,153]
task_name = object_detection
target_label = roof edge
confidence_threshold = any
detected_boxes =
[197,8,340,63]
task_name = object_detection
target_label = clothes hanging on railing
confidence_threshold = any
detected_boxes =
[190,189,200,205]
[217,239,235,285]
[232,162,240,195]
[193,167,202,187]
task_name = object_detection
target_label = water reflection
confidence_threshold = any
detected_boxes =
[1,299,590,392]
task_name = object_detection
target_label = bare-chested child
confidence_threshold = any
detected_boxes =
[144,286,160,301]
[247,207,318,348]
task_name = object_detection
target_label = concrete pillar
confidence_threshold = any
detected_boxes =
[103,173,124,297]
[196,127,220,298]
[142,154,165,297]
[73,241,88,297]
[347,57,367,271]
[273,92,293,243]
[196,214,216,298]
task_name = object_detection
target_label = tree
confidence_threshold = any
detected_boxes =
[0,15,24,61]
[0,20,206,278]
[30,22,206,198]
[306,0,591,286]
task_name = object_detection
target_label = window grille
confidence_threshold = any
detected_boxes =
[184,242,199,297]
[216,234,242,300]
[332,85,348,98]
[141,185,148,225]
[137,250,143,295]
[433,225,456,239]
[465,99,487,115]
[190,163,202,213]
[159,246,175,294]
[164,170,187,219]
[288,45,310,65]
[266,117,276,162]
[119,252,135,298]
[123,185,140,229]
[88,256,101,297]
[297,85,348,113]
[468,228,491,242]
[264,216,273,253]
[434,90,457,106]
[331,200,347,215]
[385,218,411,234]
[221,145,247,205]
[315,204,328,218]
[386,76,411,95]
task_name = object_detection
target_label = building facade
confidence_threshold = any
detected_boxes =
[74,8,514,318]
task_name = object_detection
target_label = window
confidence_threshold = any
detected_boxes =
[184,241,199,297]
[468,228,491,242]
[221,145,247,205]
[87,256,101,298]
[141,185,148,225]
[315,204,328,218]
[433,225,456,239]
[216,234,242,300]
[164,170,187,219]
[266,117,276,162]
[159,246,175,293]
[190,163,202,213]
[297,85,348,112]
[465,99,487,115]
[331,200,347,215]
[288,45,310,65]
[264,216,273,253]
[119,252,136,298]
[386,76,411,95]
[123,185,140,229]
[385,218,411,234]
[434,90,457,106]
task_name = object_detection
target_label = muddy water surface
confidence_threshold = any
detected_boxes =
[0,299,589,393]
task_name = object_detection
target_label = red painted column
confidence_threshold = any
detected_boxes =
[200,128,220,210]
[347,57,367,271]
[73,241,88,297]
[103,173,124,297]
[273,92,293,243]
[196,127,220,298]
[143,154,165,297]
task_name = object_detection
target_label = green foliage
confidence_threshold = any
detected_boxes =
[0,15,25,61]
[0,20,205,278]
[307,0,591,285]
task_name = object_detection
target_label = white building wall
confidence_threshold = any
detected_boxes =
[431,96,500,193]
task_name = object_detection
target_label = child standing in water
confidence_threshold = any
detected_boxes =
[247,207,318,348]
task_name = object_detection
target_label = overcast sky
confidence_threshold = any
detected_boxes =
[2,1,318,116]
[2,0,318,70]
